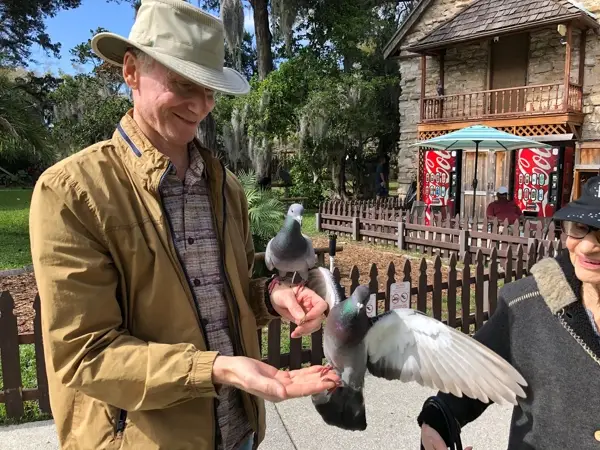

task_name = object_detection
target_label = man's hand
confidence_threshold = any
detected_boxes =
[421,424,472,450]
[270,284,328,338]
[212,355,341,403]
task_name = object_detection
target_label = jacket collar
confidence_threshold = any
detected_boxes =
[529,248,582,314]
[113,109,225,192]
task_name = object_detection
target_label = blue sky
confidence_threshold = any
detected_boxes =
[28,0,255,76]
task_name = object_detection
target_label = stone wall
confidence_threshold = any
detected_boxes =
[580,0,600,142]
[395,0,474,196]
[394,0,600,196]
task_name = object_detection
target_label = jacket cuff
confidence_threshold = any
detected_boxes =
[417,397,453,447]
[248,277,280,327]
[189,351,220,397]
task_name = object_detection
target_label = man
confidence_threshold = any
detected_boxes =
[29,1,339,449]
[485,186,522,223]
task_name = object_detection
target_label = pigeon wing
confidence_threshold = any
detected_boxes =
[363,308,528,405]
[264,238,277,271]
[305,267,345,311]
[303,235,317,268]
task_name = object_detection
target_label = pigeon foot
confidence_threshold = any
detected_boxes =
[268,276,281,294]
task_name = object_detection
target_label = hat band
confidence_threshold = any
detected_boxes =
[136,39,224,71]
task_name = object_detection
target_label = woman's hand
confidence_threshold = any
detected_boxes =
[212,356,340,403]
[270,284,328,338]
[421,424,473,450]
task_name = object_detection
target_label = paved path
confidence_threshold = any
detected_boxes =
[0,375,512,449]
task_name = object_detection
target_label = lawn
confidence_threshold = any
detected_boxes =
[0,189,33,270]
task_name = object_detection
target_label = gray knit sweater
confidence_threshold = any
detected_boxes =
[418,250,600,449]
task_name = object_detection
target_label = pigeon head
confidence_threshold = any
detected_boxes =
[287,203,304,224]
[327,285,371,346]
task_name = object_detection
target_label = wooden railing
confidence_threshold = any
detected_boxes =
[421,82,584,122]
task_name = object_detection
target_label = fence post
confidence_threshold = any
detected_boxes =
[397,221,405,250]
[352,217,360,241]
[527,238,538,269]
[459,229,470,261]
[0,291,24,419]
[315,212,322,232]
[33,294,51,414]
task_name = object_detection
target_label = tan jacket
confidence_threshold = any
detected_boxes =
[29,110,276,449]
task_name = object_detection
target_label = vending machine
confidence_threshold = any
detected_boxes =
[513,146,574,217]
[422,150,460,225]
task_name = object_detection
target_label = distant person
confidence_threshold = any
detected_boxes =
[375,154,388,198]
[486,186,522,223]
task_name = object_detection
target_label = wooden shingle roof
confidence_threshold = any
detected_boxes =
[406,0,598,53]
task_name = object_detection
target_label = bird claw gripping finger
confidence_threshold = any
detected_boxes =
[268,276,280,294]
[319,363,334,377]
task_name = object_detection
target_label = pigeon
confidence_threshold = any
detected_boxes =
[308,283,528,431]
[265,203,317,292]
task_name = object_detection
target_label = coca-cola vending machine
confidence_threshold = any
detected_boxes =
[422,150,460,225]
[513,146,574,217]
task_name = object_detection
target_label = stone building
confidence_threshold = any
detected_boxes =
[384,0,600,217]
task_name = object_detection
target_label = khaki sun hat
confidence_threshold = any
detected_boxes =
[91,0,250,95]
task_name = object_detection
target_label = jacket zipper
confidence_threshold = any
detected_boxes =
[214,161,260,436]
[122,163,216,449]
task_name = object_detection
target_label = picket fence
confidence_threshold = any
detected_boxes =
[0,239,557,421]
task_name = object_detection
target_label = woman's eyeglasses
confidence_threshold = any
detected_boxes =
[561,220,600,240]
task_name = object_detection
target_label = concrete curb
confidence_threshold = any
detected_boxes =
[0,265,34,279]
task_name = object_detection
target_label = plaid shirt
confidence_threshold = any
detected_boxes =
[159,144,252,450]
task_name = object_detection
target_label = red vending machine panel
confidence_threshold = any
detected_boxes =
[514,147,560,217]
[423,150,457,225]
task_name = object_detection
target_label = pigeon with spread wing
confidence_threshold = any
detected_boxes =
[306,280,528,431]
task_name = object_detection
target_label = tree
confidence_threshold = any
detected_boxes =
[0,0,139,67]
[0,73,54,174]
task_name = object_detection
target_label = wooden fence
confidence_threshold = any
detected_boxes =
[317,204,563,265]
[0,239,557,421]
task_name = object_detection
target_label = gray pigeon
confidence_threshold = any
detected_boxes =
[265,203,317,284]
[309,283,528,431]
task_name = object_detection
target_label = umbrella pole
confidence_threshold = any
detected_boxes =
[471,141,480,219]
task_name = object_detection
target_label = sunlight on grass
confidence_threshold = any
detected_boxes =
[0,189,33,270]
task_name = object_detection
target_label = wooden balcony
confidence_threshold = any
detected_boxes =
[421,82,583,123]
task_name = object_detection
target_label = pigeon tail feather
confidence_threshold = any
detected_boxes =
[311,384,366,431]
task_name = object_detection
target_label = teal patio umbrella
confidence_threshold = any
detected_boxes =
[412,124,552,218]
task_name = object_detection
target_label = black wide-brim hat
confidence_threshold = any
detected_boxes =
[554,175,600,228]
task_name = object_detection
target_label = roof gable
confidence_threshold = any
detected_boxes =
[408,0,599,52]
[383,0,436,59]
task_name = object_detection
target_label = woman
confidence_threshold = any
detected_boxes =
[418,176,600,450]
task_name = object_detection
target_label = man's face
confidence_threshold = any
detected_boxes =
[497,193,508,202]
[124,52,215,146]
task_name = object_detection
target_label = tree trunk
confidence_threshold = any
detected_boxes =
[196,112,217,151]
[331,152,347,200]
[250,0,273,80]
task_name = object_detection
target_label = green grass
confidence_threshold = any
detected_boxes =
[0,344,51,425]
[0,189,33,270]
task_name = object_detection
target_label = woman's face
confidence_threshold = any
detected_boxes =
[566,221,600,284]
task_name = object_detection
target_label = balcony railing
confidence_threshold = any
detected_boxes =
[421,82,583,123]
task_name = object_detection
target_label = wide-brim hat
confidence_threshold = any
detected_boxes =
[91,0,250,96]
[554,175,600,229]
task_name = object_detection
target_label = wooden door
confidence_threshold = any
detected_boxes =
[461,150,491,219]
[489,33,529,114]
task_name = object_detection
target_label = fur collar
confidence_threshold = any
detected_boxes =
[529,249,581,314]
